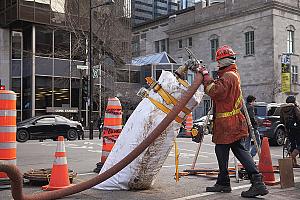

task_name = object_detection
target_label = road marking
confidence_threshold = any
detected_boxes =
[23,140,94,145]
[171,184,251,200]
[162,162,217,168]
[78,172,96,176]
[87,150,102,153]
[168,152,208,158]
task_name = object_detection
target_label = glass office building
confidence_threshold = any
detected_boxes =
[0,0,132,126]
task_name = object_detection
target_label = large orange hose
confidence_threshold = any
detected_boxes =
[0,73,203,200]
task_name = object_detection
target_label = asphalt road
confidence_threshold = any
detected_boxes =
[1,135,300,200]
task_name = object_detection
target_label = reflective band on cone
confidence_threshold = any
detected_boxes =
[42,136,74,191]
[0,90,16,189]
[185,113,193,136]
[95,97,123,173]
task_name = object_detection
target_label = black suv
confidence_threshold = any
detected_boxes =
[254,102,285,146]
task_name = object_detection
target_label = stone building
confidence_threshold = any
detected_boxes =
[133,0,300,118]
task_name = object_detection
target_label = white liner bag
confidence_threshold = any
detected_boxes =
[94,71,203,190]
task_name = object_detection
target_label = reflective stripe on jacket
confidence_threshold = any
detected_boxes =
[204,64,248,144]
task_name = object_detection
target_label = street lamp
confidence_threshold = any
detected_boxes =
[89,0,115,140]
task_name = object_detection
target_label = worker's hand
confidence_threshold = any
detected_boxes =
[197,65,209,76]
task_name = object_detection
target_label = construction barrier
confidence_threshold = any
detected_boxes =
[184,112,193,137]
[94,97,122,173]
[258,137,279,186]
[42,136,73,191]
[0,90,16,189]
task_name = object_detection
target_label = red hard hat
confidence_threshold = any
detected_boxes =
[216,45,236,61]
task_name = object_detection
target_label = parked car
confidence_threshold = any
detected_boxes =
[193,115,213,135]
[254,102,285,146]
[17,115,84,142]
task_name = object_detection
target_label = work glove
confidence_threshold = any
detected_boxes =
[197,65,209,76]
[184,58,202,71]
[196,65,213,84]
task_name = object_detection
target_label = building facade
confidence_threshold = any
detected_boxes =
[0,0,132,126]
[132,0,300,118]
[132,0,178,25]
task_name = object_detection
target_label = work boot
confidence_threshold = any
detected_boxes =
[206,184,232,193]
[241,174,269,198]
[291,149,300,168]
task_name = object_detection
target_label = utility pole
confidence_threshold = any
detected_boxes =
[79,70,82,124]
[89,0,115,140]
[88,0,93,140]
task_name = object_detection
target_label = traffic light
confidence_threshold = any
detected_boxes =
[82,76,88,99]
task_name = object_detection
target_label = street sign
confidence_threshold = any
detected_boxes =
[77,65,88,70]
[281,54,291,65]
[92,68,100,78]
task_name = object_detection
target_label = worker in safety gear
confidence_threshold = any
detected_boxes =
[187,45,268,197]
[244,95,261,158]
[280,95,300,167]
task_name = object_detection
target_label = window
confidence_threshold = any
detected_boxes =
[116,70,129,82]
[36,117,55,124]
[292,65,298,84]
[36,27,53,57]
[155,41,159,53]
[210,39,219,61]
[188,37,192,47]
[178,57,183,64]
[54,30,70,59]
[161,39,166,52]
[154,39,167,53]
[204,99,212,115]
[245,31,255,55]
[287,30,294,54]
[56,116,67,123]
[12,32,22,59]
[141,33,146,39]
[130,71,141,83]
[178,39,182,49]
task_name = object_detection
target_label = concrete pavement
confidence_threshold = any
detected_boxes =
[1,137,300,199]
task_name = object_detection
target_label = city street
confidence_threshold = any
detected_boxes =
[1,135,300,200]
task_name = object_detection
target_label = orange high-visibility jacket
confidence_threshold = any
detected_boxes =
[204,64,248,144]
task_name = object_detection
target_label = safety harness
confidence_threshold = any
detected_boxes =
[209,71,243,119]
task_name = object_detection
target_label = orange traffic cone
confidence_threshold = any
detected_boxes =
[42,136,73,190]
[185,113,193,137]
[258,137,279,186]
[94,97,123,173]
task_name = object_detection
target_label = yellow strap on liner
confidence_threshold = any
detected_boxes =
[137,87,184,123]
[147,96,184,124]
[145,77,191,115]
[177,78,190,88]
[174,140,179,182]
